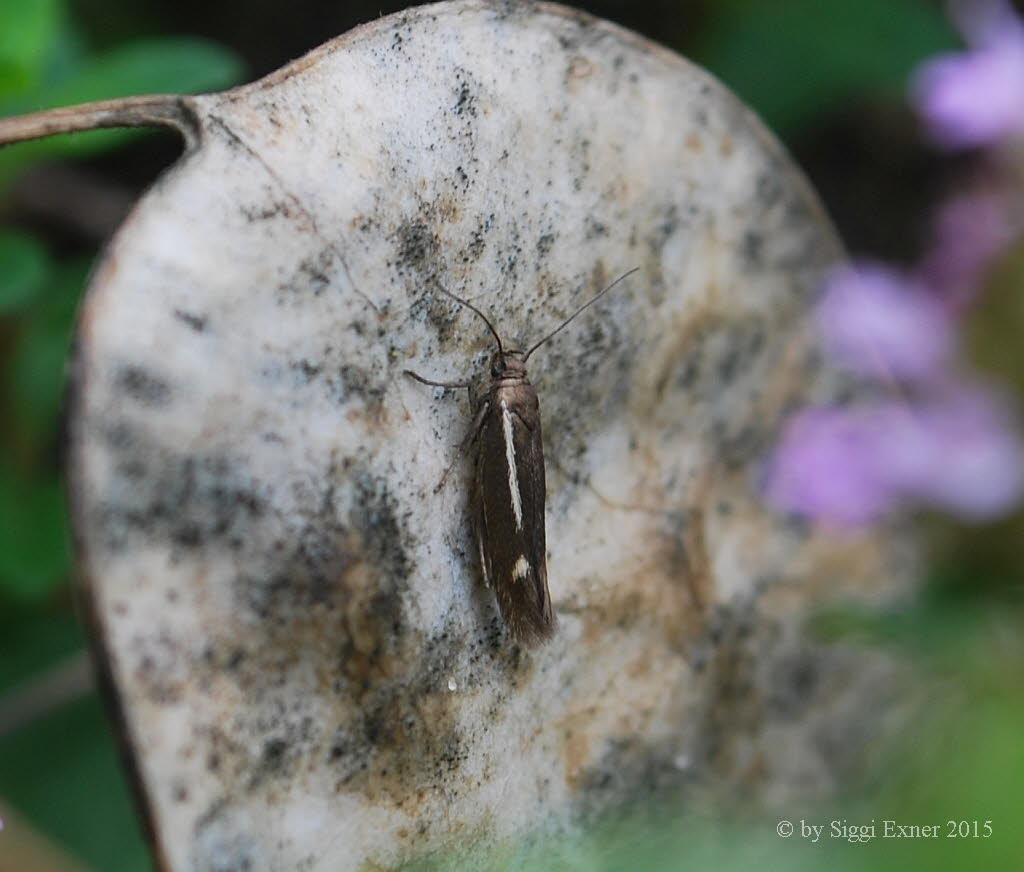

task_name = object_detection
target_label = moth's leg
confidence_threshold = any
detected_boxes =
[434,399,489,493]
[406,368,488,492]
[403,370,471,391]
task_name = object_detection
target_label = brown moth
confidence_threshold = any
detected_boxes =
[405,269,637,645]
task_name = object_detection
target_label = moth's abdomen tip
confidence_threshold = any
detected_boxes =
[511,615,556,647]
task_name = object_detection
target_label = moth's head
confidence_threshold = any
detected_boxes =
[490,350,526,379]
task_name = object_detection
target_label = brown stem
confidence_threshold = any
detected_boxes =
[0,94,201,149]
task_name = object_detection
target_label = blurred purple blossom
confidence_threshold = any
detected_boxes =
[766,387,1024,528]
[764,406,897,527]
[911,0,1024,149]
[919,185,1016,311]
[765,0,1024,530]
[907,385,1024,518]
[817,263,953,380]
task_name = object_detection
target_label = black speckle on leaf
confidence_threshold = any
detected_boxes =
[395,221,440,274]
[114,365,172,408]
[173,309,208,333]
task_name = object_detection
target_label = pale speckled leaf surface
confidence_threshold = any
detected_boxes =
[47,2,917,870]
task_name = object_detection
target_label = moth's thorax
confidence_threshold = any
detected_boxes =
[491,379,539,416]
[492,373,533,392]
[488,352,540,425]
[487,354,537,417]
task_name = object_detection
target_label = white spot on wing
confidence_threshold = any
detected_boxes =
[512,555,531,581]
[501,399,523,530]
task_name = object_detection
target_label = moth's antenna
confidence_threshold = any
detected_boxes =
[432,279,504,355]
[522,267,639,363]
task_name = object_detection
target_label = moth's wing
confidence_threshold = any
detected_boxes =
[513,405,551,629]
[475,392,553,645]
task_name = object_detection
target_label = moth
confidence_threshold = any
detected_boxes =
[405,269,637,645]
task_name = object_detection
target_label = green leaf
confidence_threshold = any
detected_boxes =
[0,695,154,871]
[0,36,245,186]
[0,608,84,694]
[0,469,71,602]
[39,36,245,107]
[0,230,50,313]
[0,260,88,602]
[697,0,958,135]
[37,16,89,88]
[0,0,61,98]
[11,258,89,445]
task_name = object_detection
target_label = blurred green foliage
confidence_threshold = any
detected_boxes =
[0,0,241,867]
[1,0,1022,869]
[0,611,154,870]
[0,0,61,97]
[0,0,241,605]
[1,260,83,603]
[0,1,242,189]
[0,229,50,313]
[696,0,957,135]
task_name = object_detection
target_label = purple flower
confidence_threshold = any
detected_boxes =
[817,263,954,381]
[764,406,898,528]
[911,0,1024,149]
[918,185,1015,312]
[765,0,1024,531]
[765,387,1024,528]
[906,385,1024,518]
